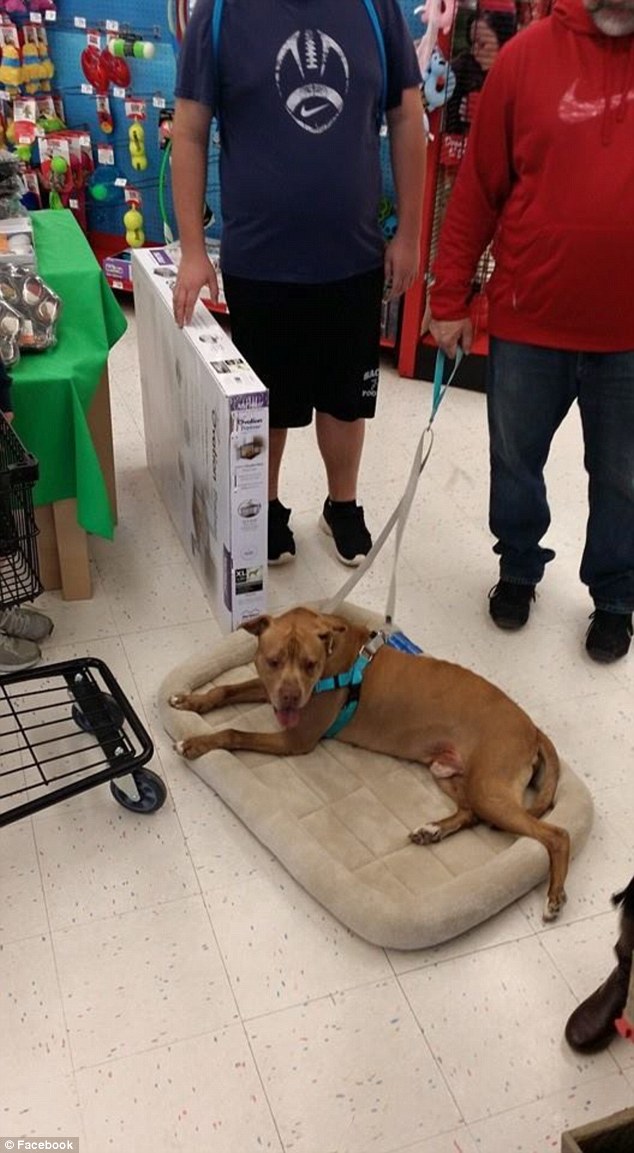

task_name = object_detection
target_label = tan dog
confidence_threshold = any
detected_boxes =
[171,607,569,921]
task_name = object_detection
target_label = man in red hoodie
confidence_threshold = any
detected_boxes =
[430,0,634,662]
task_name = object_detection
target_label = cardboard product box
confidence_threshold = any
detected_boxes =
[132,247,268,633]
[0,217,37,270]
[561,1107,634,1152]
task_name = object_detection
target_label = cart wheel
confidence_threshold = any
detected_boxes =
[72,693,124,733]
[110,768,167,814]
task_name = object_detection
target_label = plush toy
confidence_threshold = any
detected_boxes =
[123,203,145,248]
[422,46,456,112]
[415,0,456,76]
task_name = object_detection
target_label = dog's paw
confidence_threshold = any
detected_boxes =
[175,737,207,761]
[170,693,192,711]
[409,823,441,846]
[543,889,567,922]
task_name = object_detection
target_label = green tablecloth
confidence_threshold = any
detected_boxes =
[12,210,127,539]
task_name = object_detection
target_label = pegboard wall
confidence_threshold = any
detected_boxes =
[46,0,216,246]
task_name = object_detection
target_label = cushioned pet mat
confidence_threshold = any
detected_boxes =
[159,606,594,950]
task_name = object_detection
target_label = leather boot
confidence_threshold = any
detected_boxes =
[565,877,634,1053]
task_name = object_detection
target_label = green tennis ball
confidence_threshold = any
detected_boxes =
[134,41,155,60]
[51,155,67,175]
[90,183,108,201]
[16,144,31,162]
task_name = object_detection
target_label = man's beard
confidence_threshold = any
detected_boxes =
[585,0,634,35]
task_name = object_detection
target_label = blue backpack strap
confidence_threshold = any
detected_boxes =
[361,0,388,127]
[211,0,225,122]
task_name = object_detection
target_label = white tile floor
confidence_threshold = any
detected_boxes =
[2,303,634,1153]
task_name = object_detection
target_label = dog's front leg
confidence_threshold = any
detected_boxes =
[176,726,318,760]
[170,677,268,715]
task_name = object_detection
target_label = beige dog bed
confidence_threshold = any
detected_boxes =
[159,605,594,950]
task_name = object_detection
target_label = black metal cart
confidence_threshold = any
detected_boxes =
[0,413,166,825]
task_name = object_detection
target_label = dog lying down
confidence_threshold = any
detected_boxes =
[171,606,569,922]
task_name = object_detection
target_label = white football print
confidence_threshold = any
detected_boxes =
[275,29,350,134]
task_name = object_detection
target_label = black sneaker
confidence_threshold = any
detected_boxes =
[488,580,536,630]
[320,498,372,567]
[268,499,296,565]
[585,609,632,663]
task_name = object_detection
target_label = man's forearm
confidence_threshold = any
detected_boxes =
[172,133,209,258]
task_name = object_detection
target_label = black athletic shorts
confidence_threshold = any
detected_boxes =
[222,267,384,429]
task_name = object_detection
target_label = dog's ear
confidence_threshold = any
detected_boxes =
[317,622,346,655]
[241,614,272,637]
[317,630,335,656]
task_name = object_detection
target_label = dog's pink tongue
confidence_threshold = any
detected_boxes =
[275,707,301,729]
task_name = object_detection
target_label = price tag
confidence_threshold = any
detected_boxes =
[74,15,87,29]
[114,176,128,187]
[69,198,79,210]
[105,19,119,32]
[112,86,127,99]
[81,83,94,95]
[30,11,42,23]
[153,95,166,110]
[45,9,57,20]
[97,145,115,165]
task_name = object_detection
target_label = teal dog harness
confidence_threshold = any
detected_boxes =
[315,629,423,739]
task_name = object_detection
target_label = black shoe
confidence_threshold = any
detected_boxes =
[585,610,632,663]
[320,498,372,567]
[488,580,536,630]
[268,499,296,565]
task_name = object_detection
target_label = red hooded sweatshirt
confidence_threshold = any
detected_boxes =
[430,0,634,351]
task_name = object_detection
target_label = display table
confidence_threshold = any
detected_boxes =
[12,211,126,599]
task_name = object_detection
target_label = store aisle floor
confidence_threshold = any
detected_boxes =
[2,303,633,1153]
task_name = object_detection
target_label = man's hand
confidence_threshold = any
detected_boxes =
[429,316,473,359]
[383,232,420,301]
[173,252,219,328]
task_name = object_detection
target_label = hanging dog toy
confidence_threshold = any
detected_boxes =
[108,37,155,61]
[123,200,145,248]
[128,122,148,171]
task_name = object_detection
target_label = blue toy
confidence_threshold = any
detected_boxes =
[422,46,456,112]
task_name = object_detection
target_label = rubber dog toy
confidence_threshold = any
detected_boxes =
[123,203,145,248]
[108,37,155,61]
[80,44,109,93]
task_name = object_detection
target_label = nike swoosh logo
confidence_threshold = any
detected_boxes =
[299,102,331,119]
[559,79,634,123]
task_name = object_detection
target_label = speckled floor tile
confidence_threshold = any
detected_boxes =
[54,895,238,1069]
[247,979,461,1152]
[76,1026,283,1153]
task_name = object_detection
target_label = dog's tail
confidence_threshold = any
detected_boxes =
[527,729,560,818]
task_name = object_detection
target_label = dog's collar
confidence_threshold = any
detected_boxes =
[314,631,385,739]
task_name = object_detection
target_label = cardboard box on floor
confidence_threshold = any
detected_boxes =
[561,1107,634,1152]
[132,248,268,632]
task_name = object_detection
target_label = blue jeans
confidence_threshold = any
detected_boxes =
[487,338,634,613]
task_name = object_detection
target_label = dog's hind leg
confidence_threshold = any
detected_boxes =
[470,790,570,922]
[410,806,478,845]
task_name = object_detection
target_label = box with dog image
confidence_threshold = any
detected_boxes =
[132,247,268,632]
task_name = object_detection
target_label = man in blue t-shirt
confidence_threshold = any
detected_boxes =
[172,0,425,566]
